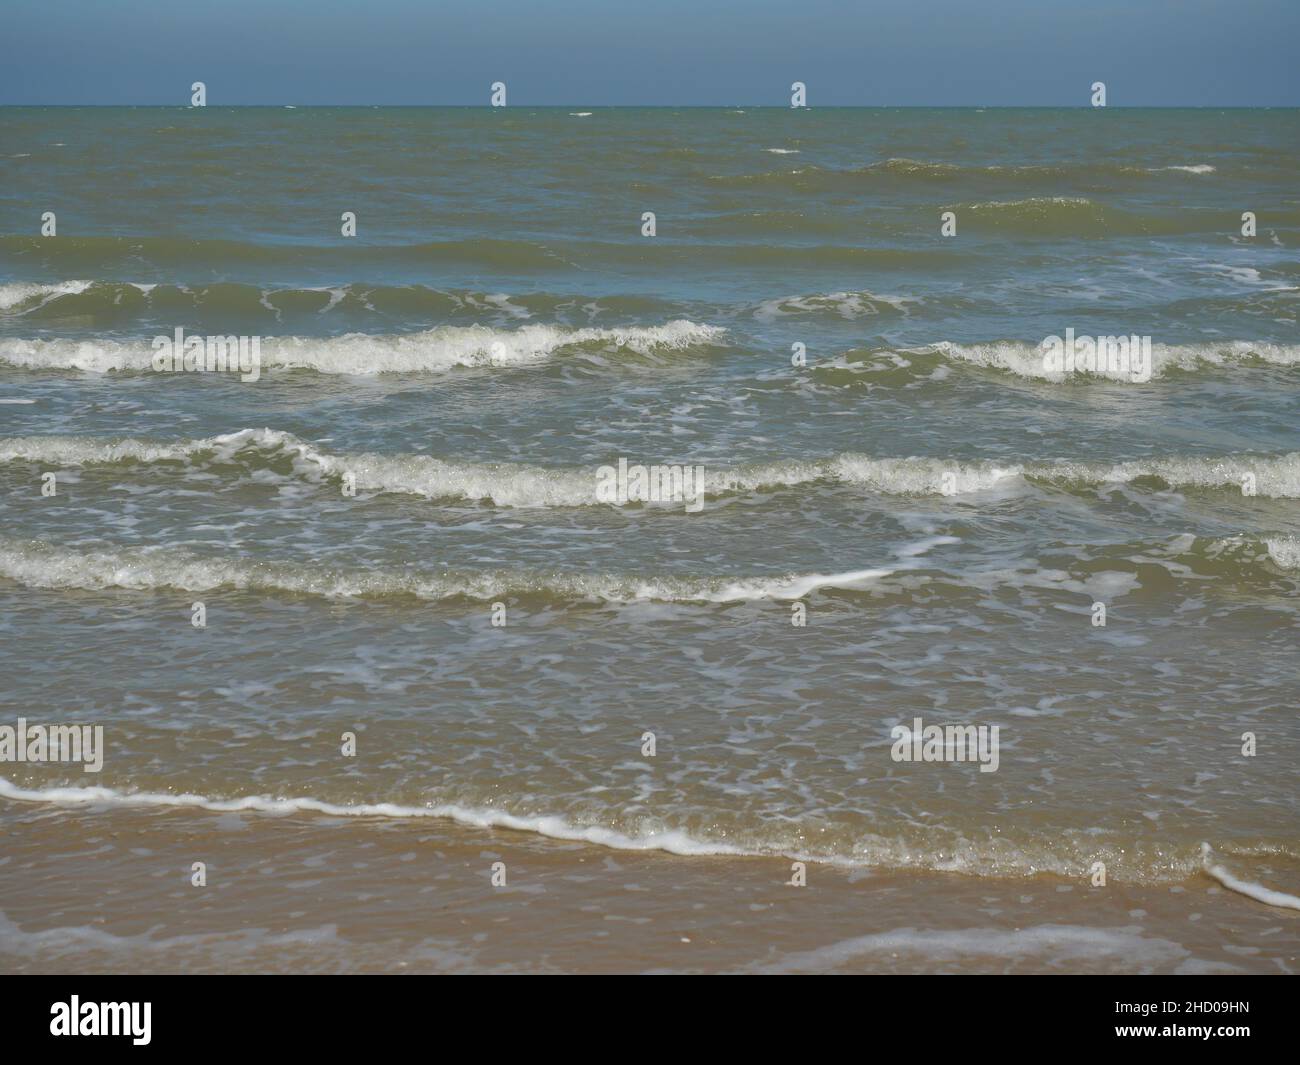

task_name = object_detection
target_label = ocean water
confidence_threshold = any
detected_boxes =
[0,106,1297,973]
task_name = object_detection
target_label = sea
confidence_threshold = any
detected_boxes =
[0,106,1297,973]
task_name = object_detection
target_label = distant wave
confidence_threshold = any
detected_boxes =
[706,157,1232,194]
[0,320,725,374]
[940,197,1278,236]
[0,234,969,274]
[0,279,699,329]
[0,234,570,272]
[869,158,1217,180]
[2,429,1298,503]
[4,279,1292,336]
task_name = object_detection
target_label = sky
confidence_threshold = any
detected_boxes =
[1,0,1297,107]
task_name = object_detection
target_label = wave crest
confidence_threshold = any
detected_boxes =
[1,776,1291,890]
[3,429,1298,503]
[0,537,893,603]
[832,340,1300,384]
[0,320,724,375]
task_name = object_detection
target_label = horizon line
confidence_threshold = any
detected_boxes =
[2,103,1298,110]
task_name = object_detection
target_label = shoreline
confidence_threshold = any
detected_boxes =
[3,799,1296,975]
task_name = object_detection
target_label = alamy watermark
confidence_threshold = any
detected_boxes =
[1041,328,1152,383]
[151,327,261,382]
[50,996,150,1045]
[890,716,1000,773]
[596,457,707,513]
[0,718,104,773]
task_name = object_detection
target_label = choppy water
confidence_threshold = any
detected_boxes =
[1,107,1297,970]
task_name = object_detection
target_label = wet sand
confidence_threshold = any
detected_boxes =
[2,799,1295,974]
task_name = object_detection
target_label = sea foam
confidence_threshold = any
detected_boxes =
[0,537,893,603]
[0,320,724,375]
[2,429,1298,503]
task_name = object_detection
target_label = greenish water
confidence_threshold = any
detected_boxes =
[0,109,1297,969]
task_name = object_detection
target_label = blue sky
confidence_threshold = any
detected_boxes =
[2,0,1297,106]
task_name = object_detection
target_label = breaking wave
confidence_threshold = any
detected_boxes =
[2,429,1298,503]
[0,537,893,603]
[0,279,94,311]
[812,340,1300,386]
[0,321,725,374]
[0,776,1290,890]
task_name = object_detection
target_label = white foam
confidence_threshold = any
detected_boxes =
[833,454,1024,495]
[933,339,1300,383]
[755,291,914,321]
[1053,453,1300,499]
[0,433,207,465]
[1201,844,1300,910]
[0,776,1260,894]
[0,280,93,312]
[702,567,894,601]
[1264,536,1300,570]
[959,195,1096,210]
[6,430,1294,504]
[0,906,340,956]
[757,924,1189,971]
[0,537,893,604]
[0,321,725,375]
[0,776,751,857]
[2,432,1007,503]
